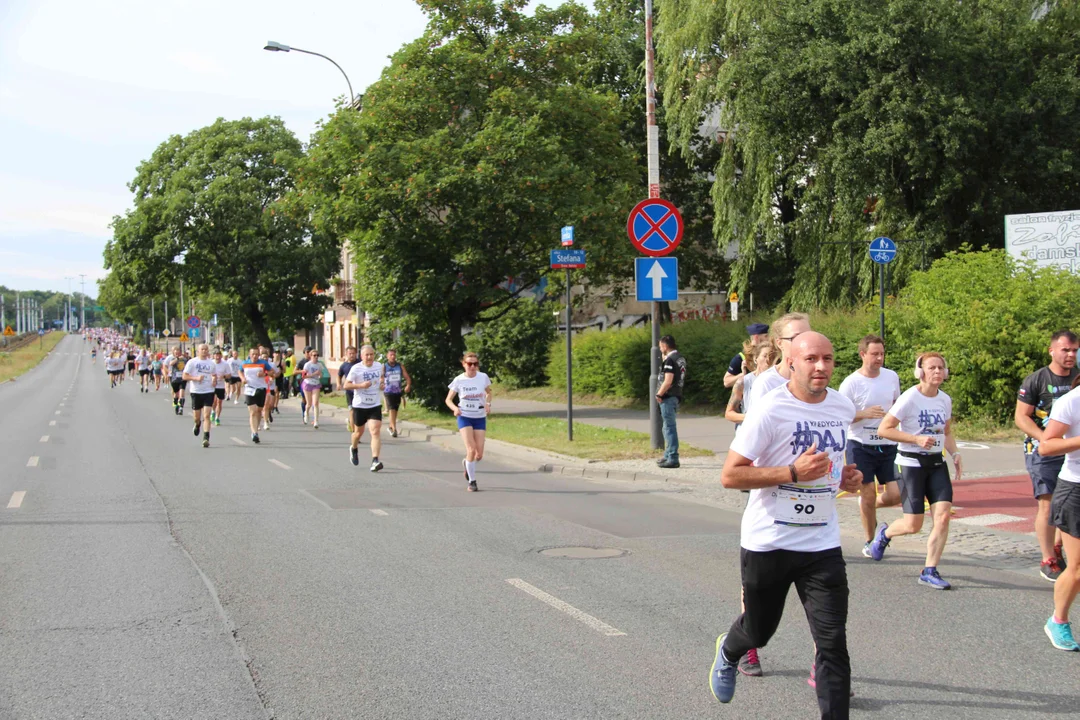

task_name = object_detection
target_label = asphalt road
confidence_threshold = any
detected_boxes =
[1,336,1077,719]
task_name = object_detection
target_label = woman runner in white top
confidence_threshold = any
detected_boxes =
[446,351,492,492]
[725,343,775,426]
[300,350,326,428]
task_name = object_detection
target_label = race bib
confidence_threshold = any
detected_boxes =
[772,485,836,527]
[244,386,258,396]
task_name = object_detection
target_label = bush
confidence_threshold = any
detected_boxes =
[548,319,750,406]
[888,248,1080,422]
[468,300,557,388]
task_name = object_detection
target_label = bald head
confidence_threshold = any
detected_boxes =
[790,332,835,400]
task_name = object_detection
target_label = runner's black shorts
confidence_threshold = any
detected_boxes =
[139,369,150,376]
[108,369,123,376]
[384,392,403,411]
[245,388,267,408]
[845,441,897,485]
[215,388,226,400]
[227,376,241,385]
[897,459,952,514]
[127,362,135,371]
[190,392,215,411]
[352,405,383,426]
[1051,480,1080,538]
[171,379,185,393]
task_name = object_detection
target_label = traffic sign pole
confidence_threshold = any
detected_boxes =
[566,267,573,442]
[869,237,897,341]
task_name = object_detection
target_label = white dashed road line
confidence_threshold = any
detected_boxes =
[369,509,389,516]
[49,421,56,426]
[40,436,49,443]
[7,492,26,509]
[506,578,626,637]
[54,411,61,415]
[26,457,39,468]
[230,437,246,446]
[268,459,291,470]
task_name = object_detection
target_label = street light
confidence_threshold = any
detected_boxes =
[263,40,355,105]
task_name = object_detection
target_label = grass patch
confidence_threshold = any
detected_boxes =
[493,383,727,416]
[0,332,67,384]
[320,391,712,461]
[953,415,1024,443]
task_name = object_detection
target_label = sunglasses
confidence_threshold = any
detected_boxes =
[465,361,479,366]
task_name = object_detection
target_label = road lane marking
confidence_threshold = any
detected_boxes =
[58,403,64,407]
[298,489,333,509]
[49,421,56,426]
[369,509,389,516]
[953,513,1026,527]
[505,579,626,637]
[26,457,39,467]
[54,411,61,415]
[268,459,291,470]
[40,436,49,443]
[230,437,246,446]
[7,492,26,509]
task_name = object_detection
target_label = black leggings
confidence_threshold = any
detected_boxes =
[724,547,850,719]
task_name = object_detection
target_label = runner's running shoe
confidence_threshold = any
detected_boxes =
[710,633,737,703]
[251,433,260,444]
[468,480,478,492]
[370,459,383,472]
[350,447,359,466]
[1045,617,1080,651]
[862,542,872,558]
[918,567,951,590]
[868,522,890,561]
[1041,558,1065,583]
[462,459,469,482]
[193,420,200,437]
[738,648,762,677]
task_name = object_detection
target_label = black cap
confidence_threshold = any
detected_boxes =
[746,323,769,336]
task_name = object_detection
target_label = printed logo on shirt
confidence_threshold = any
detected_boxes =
[918,410,946,428]
[789,420,847,456]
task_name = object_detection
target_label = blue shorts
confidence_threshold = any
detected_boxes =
[457,415,487,431]
[1026,451,1062,498]
[845,441,898,485]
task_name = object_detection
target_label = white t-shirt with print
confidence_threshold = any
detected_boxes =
[214,361,231,389]
[449,372,492,419]
[888,386,952,466]
[729,384,855,553]
[346,362,384,409]
[1048,386,1080,485]
[185,358,218,394]
[228,358,243,377]
[839,368,901,445]
[745,365,786,416]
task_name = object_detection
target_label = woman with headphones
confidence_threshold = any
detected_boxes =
[866,352,962,590]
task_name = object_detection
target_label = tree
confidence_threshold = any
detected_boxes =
[658,0,1080,307]
[105,117,340,347]
[299,0,640,406]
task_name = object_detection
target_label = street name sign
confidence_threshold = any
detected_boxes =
[550,249,586,269]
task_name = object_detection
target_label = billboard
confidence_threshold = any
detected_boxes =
[1005,210,1080,272]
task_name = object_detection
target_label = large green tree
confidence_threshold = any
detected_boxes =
[299,0,640,405]
[105,117,340,347]
[659,0,1080,306]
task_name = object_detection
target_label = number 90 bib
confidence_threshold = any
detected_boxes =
[771,485,835,527]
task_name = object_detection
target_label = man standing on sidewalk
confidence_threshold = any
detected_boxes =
[1015,329,1079,581]
[724,323,769,389]
[839,334,902,557]
[656,335,686,469]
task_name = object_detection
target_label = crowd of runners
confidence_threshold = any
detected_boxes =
[87,334,488,489]
[711,316,1080,717]
[86,318,1080,719]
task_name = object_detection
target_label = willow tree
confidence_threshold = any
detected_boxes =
[659,0,1080,306]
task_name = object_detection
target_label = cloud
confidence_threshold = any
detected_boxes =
[168,51,226,76]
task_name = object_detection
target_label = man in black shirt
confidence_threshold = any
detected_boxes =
[1015,329,1080,582]
[656,334,687,469]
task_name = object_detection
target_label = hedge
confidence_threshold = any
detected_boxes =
[548,249,1080,424]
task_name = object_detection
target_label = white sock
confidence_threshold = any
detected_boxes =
[466,461,477,483]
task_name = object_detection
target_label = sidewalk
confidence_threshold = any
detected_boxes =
[495,398,1026,479]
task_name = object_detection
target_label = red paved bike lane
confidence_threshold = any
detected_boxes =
[950,473,1036,533]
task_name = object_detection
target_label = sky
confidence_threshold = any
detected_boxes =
[0,0,470,295]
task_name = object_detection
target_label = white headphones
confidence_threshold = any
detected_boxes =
[914,353,949,381]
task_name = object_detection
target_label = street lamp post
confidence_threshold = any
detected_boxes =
[263,41,355,104]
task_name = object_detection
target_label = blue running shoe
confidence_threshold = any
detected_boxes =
[868,522,890,561]
[710,633,738,703]
[918,567,951,590]
[1045,617,1080,651]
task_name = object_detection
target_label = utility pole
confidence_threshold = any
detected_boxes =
[79,274,86,331]
[644,0,663,450]
[15,293,20,334]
